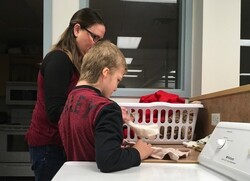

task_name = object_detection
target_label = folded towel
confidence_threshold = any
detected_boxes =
[121,140,191,161]
[183,135,210,152]
[151,147,191,161]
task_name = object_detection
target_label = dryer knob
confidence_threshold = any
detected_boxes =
[217,138,226,149]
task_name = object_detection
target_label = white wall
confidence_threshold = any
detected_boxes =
[51,0,79,45]
[46,0,241,101]
[192,0,241,96]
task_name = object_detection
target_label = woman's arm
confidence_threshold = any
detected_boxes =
[42,51,74,123]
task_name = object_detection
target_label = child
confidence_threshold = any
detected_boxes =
[58,40,153,173]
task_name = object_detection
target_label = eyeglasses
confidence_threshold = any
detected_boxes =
[82,27,102,43]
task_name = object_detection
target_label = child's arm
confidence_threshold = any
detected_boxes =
[95,103,151,172]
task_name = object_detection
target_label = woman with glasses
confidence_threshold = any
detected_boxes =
[25,8,106,181]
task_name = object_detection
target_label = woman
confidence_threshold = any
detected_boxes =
[25,8,105,181]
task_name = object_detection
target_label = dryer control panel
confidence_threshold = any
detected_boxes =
[198,122,250,181]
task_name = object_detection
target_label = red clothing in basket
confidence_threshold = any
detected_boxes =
[139,90,185,123]
[123,90,185,139]
[139,90,185,103]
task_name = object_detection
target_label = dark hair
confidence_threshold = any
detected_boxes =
[69,8,105,29]
[52,8,105,72]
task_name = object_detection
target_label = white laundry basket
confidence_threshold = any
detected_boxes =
[119,102,203,144]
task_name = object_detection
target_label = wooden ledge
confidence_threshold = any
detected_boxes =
[189,84,250,101]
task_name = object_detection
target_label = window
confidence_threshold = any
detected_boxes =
[88,0,192,98]
[43,0,192,98]
[240,0,250,85]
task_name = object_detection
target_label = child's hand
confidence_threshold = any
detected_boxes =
[132,139,153,160]
[121,106,134,124]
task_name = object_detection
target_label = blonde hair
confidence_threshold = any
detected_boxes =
[79,40,127,83]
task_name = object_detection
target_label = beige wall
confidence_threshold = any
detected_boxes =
[192,0,241,96]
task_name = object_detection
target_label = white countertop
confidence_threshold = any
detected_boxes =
[52,161,233,181]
